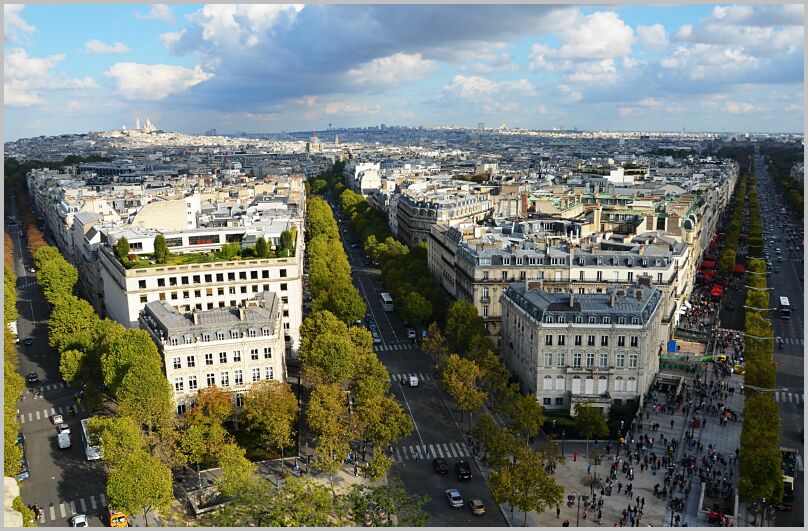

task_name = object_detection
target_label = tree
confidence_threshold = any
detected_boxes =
[178,422,231,488]
[106,450,173,527]
[348,478,431,526]
[279,230,294,254]
[89,416,145,470]
[445,301,485,356]
[216,442,259,498]
[440,354,486,432]
[117,357,174,439]
[574,402,608,458]
[312,179,328,194]
[101,328,161,395]
[37,255,78,303]
[185,386,235,427]
[314,283,366,325]
[301,332,357,386]
[306,384,351,494]
[241,380,298,457]
[254,236,269,258]
[471,413,520,469]
[490,445,564,526]
[59,349,86,386]
[49,295,99,353]
[399,290,432,327]
[421,322,449,367]
[153,234,168,264]
[114,237,130,260]
[501,384,545,442]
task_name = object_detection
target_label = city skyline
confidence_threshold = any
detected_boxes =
[3,3,805,141]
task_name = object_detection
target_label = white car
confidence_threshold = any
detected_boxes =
[407,328,417,340]
[445,488,463,508]
[57,422,70,435]
[69,514,88,527]
[408,375,419,387]
[57,431,71,449]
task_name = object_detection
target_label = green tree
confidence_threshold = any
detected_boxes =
[445,300,485,356]
[89,416,145,470]
[114,237,130,260]
[153,234,169,264]
[421,322,449,367]
[216,442,259,498]
[501,384,545,442]
[348,478,431,527]
[117,356,174,439]
[59,349,86,386]
[241,380,298,457]
[441,354,487,432]
[489,445,564,526]
[254,236,269,258]
[312,179,328,194]
[279,230,294,254]
[106,449,173,527]
[177,422,231,488]
[101,328,161,394]
[574,402,608,457]
[32,246,63,270]
[49,295,99,353]
[306,384,351,494]
[301,332,357,386]
[315,283,367,325]
[37,255,78,303]
[399,290,432,327]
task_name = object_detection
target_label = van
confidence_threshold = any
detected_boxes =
[409,375,419,387]
[57,431,71,449]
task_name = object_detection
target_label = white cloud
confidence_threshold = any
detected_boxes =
[4,48,98,107]
[84,39,131,55]
[243,112,279,121]
[537,104,550,114]
[636,24,668,49]
[724,101,757,114]
[639,97,663,108]
[566,59,617,83]
[463,53,518,74]
[784,104,801,112]
[618,107,635,118]
[660,44,759,80]
[104,62,214,101]
[558,84,582,102]
[347,53,436,86]
[483,101,519,113]
[159,30,185,49]
[4,5,36,44]
[135,4,175,24]
[190,4,304,49]
[443,75,538,100]
[322,100,380,116]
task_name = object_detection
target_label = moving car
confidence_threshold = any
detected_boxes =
[51,414,64,425]
[455,460,473,481]
[69,514,88,527]
[24,336,34,346]
[57,422,71,435]
[26,372,38,383]
[432,457,449,474]
[408,375,419,387]
[445,488,463,508]
[106,509,128,528]
[469,498,486,515]
[407,328,417,340]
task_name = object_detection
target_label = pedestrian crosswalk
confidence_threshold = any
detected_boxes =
[37,493,106,524]
[389,373,432,383]
[375,343,413,352]
[781,337,804,345]
[18,404,89,425]
[393,441,471,462]
[774,392,804,405]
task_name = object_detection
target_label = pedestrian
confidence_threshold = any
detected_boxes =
[557,505,561,518]
[353,463,358,477]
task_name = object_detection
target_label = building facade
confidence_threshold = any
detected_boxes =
[500,280,664,415]
[139,291,286,414]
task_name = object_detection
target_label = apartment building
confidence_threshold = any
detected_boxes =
[500,280,664,415]
[139,291,286,414]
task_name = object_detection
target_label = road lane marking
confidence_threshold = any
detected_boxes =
[100,494,106,506]
[461,442,470,456]
[443,443,454,458]
[69,500,76,515]
[395,447,402,461]
[19,414,25,424]
[396,380,425,448]
[436,445,444,458]
[90,496,97,510]
[49,505,55,521]
[79,498,87,512]
[428,444,436,458]
[453,442,465,457]
[27,412,33,422]
[775,392,780,402]
[50,407,56,416]
[59,503,66,518]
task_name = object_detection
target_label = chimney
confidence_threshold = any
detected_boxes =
[635,289,643,300]
[191,310,199,325]
[569,292,574,308]
[526,280,543,292]
[239,306,246,320]
[610,291,616,307]
[637,274,652,287]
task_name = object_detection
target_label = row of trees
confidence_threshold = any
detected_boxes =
[761,145,804,217]
[737,260,783,502]
[718,173,747,277]
[306,196,367,324]
[745,170,764,259]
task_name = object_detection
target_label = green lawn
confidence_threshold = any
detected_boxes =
[124,250,280,269]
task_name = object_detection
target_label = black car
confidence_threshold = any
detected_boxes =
[455,460,472,481]
[433,457,449,474]
[26,372,38,384]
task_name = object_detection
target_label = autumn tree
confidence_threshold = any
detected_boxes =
[441,354,486,432]
[306,384,351,494]
[241,380,298,457]
[490,445,564,526]
[421,322,449,367]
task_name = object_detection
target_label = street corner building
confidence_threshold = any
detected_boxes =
[500,279,665,416]
[139,291,287,414]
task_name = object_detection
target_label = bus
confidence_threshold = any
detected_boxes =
[80,418,102,461]
[15,433,30,481]
[380,292,394,312]
[779,297,791,319]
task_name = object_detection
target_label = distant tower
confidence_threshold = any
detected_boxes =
[334,134,340,146]
[136,116,141,130]
[478,122,485,130]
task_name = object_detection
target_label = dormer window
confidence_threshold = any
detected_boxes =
[618,316,626,325]
[612,257,618,266]
[627,259,633,267]
[202,333,211,342]
[169,337,179,346]
[603,316,611,324]
[588,316,596,324]
[503,257,511,265]
[261,327,271,337]
[248,328,257,338]
[230,329,240,339]
[545,315,554,324]
[575,316,583,324]
[216,331,225,341]
[655,259,661,266]
[579,258,585,266]
[184,334,193,345]
[631,317,640,325]
[642,259,648,267]
[558,315,566,324]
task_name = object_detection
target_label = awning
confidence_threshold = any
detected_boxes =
[710,284,724,297]
[702,270,715,281]
[701,260,716,269]
[739,234,749,241]
[733,263,745,274]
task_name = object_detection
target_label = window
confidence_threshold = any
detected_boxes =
[216,331,225,341]
[140,295,147,303]
[596,271,603,281]
[234,370,243,386]
[545,315,553,323]
[262,270,270,279]
[618,316,626,325]
[182,276,189,285]
[555,397,564,406]
[614,377,624,391]
[188,376,197,390]
[501,271,508,280]
[555,376,565,390]
[482,305,488,317]
[252,368,261,382]
[264,347,272,359]
[239,272,247,280]
[184,335,193,345]
[482,287,489,300]
[600,352,609,367]
[265,367,273,380]
[172,357,181,370]
[601,336,609,347]
[174,377,184,392]
[219,352,227,364]
[262,327,271,337]
[233,350,241,362]
[186,355,195,367]
[629,354,638,368]
[171,292,178,300]
[205,353,214,365]
[543,397,552,405]
[588,316,596,324]
[169,337,179,346]
[217,273,224,282]
[618,336,626,347]
[603,316,610,324]
[627,271,633,282]
[587,335,595,346]
[630,336,639,347]
[281,283,288,291]
[545,335,553,346]
[157,278,165,287]
[579,271,585,281]
[557,352,565,366]
[575,316,583,324]
[657,273,663,284]
[280,268,287,278]
[206,373,216,387]
[251,349,259,360]
[544,352,553,367]
[241,286,247,294]
[228,272,235,281]
[202,333,211,342]
[631,317,640,325]
[573,352,582,367]
[574,335,582,346]
[586,352,595,367]
[250,271,258,280]
[627,377,637,392]
[205,274,212,282]
[220,372,229,387]
[248,329,257,338]
[138,280,147,289]
[557,335,566,346]
[616,353,625,367]
[177,404,186,415]
[235,394,244,408]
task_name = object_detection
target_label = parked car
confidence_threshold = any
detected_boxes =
[57,431,71,449]
[69,514,88,527]
[445,489,463,508]
[432,457,449,474]
[469,498,486,515]
[51,414,64,425]
[455,460,473,481]
[24,336,34,345]
[407,328,417,340]
[26,372,38,383]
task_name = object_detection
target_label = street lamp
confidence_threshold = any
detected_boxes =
[568,491,586,527]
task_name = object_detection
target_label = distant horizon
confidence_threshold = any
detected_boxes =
[4,4,804,141]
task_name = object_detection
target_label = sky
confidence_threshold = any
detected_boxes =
[3,3,804,141]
